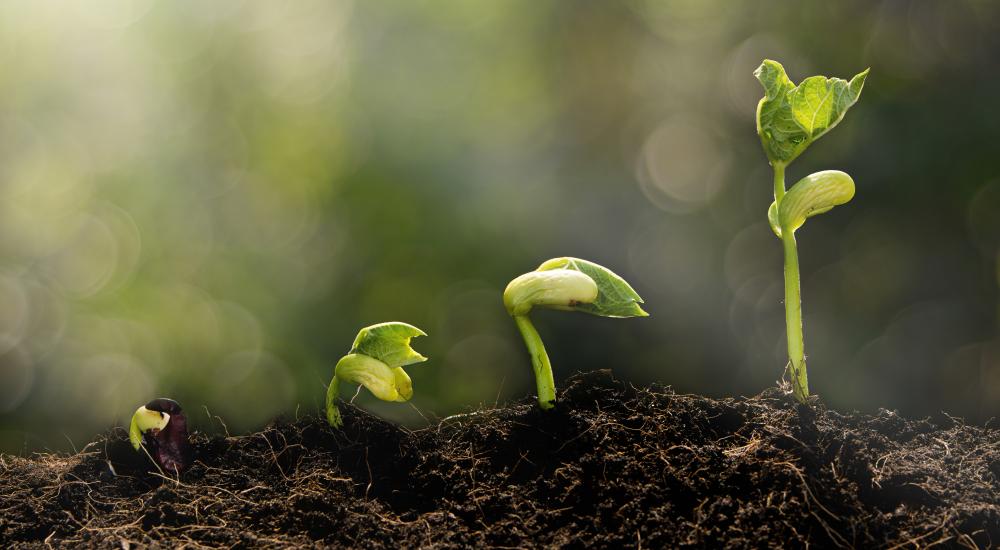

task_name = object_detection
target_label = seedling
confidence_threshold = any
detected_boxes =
[754,59,868,402]
[129,398,192,474]
[326,322,428,427]
[504,257,647,409]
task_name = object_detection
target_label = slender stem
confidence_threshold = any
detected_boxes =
[326,375,343,427]
[513,315,556,410]
[774,163,808,402]
[782,230,808,401]
[773,162,786,202]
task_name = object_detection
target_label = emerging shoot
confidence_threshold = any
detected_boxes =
[129,398,192,474]
[504,257,648,409]
[754,59,868,402]
[326,322,428,428]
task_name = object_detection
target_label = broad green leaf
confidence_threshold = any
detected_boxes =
[536,257,648,318]
[778,170,855,233]
[755,60,868,166]
[350,322,427,368]
[755,59,793,100]
[767,201,782,238]
[754,60,801,164]
[790,70,869,143]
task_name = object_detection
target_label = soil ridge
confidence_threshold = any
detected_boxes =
[2,371,998,548]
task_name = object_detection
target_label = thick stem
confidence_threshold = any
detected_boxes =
[513,315,556,410]
[775,164,807,401]
[781,230,808,402]
[326,375,343,427]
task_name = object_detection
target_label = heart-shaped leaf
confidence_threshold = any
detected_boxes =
[755,60,868,166]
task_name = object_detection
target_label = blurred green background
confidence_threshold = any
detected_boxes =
[1,0,999,453]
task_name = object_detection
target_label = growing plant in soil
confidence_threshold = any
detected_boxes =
[755,59,869,402]
[326,322,428,427]
[503,257,647,409]
[128,397,192,474]
[9,372,999,547]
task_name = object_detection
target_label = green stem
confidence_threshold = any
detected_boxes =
[774,163,808,402]
[326,375,343,427]
[513,315,556,410]
[782,230,808,401]
[773,162,786,202]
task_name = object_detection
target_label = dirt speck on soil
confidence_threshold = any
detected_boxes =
[2,371,999,548]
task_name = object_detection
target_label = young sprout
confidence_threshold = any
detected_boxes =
[326,322,428,428]
[754,59,869,402]
[504,257,648,409]
[129,398,192,474]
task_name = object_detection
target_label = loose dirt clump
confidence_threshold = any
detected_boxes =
[2,371,1000,548]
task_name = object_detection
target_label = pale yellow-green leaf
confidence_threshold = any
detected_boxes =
[334,353,408,402]
[767,200,782,238]
[503,269,598,316]
[778,170,855,233]
[350,322,427,368]
[392,367,413,401]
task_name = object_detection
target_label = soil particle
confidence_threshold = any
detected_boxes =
[2,371,999,548]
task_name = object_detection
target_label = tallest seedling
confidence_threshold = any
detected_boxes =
[754,59,868,402]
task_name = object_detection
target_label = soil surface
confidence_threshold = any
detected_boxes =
[2,371,1000,548]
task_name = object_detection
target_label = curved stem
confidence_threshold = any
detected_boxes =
[326,375,342,427]
[513,315,556,410]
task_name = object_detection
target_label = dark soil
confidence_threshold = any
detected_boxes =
[2,371,1000,548]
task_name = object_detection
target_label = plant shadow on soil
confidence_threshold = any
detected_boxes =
[2,370,1000,548]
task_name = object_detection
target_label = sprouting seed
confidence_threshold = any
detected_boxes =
[129,398,192,474]
[503,257,647,409]
[326,322,428,428]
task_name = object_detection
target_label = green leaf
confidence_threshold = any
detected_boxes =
[755,60,868,166]
[755,59,793,100]
[350,322,427,368]
[536,257,648,318]
[754,60,800,164]
[790,70,869,143]
[778,170,855,233]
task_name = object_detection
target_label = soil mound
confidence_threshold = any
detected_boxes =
[2,371,999,548]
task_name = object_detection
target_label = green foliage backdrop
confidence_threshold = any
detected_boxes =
[1,0,999,452]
